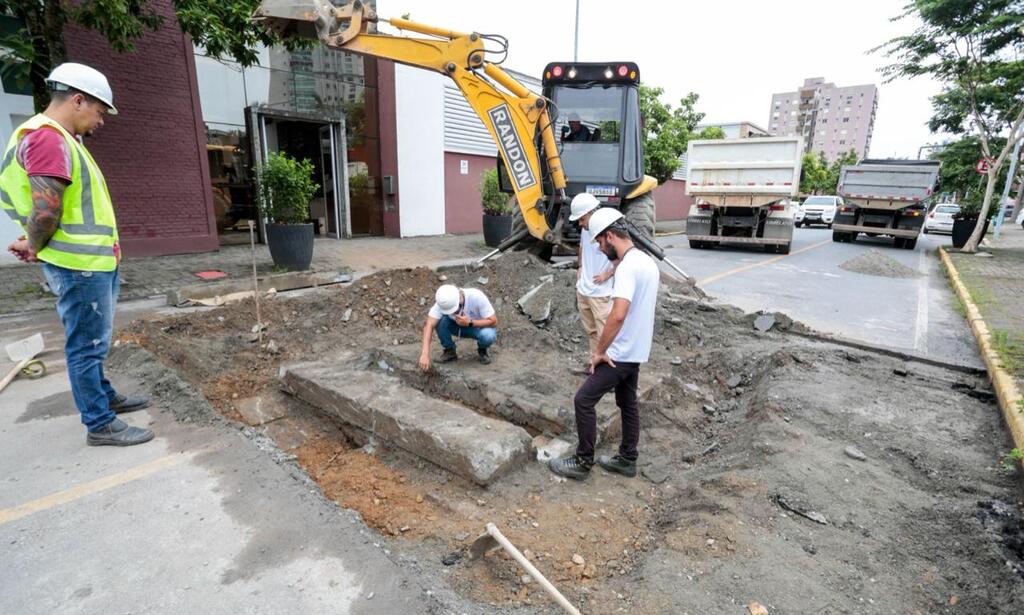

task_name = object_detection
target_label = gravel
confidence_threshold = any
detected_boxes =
[839,249,922,278]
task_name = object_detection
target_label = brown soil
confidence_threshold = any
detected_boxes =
[116,253,1024,614]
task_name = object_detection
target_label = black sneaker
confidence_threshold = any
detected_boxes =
[87,418,155,447]
[109,393,151,414]
[477,348,492,365]
[598,454,638,477]
[548,454,592,480]
[438,348,458,363]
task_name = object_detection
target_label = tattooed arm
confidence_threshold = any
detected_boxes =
[26,175,68,254]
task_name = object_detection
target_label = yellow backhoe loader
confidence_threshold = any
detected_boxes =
[254,0,688,278]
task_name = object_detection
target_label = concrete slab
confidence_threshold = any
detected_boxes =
[279,361,533,485]
[166,271,351,306]
[234,391,289,426]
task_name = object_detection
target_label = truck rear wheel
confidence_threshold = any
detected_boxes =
[777,243,791,255]
[905,237,918,250]
[894,237,906,249]
[832,231,843,243]
[688,239,705,249]
[621,192,656,241]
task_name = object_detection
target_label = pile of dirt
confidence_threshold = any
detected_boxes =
[113,252,1024,614]
[839,248,922,278]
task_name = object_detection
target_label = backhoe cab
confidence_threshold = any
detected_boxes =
[503,62,657,250]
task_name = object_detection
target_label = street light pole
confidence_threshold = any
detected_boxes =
[573,0,580,62]
[993,135,1023,238]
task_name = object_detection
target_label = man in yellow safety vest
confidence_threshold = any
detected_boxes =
[1,63,153,446]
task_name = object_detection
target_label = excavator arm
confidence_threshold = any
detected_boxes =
[254,0,567,244]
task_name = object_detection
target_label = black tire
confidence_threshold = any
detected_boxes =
[894,237,906,249]
[922,227,929,234]
[847,232,856,243]
[777,243,791,255]
[905,237,918,250]
[688,239,705,249]
[832,231,843,243]
[827,222,833,229]
[621,191,656,241]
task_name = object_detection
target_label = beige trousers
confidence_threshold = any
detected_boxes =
[578,292,612,355]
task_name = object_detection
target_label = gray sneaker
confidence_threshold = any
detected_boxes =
[548,454,592,480]
[87,418,155,447]
[109,393,151,414]
[598,454,638,477]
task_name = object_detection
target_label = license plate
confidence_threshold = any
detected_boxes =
[586,185,617,197]
[864,215,891,224]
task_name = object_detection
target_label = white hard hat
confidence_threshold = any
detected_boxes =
[568,112,581,122]
[46,63,118,115]
[435,284,461,315]
[587,207,624,241]
[568,193,600,222]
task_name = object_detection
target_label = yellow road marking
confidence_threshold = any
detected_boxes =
[0,453,187,525]
[698,239,832,286]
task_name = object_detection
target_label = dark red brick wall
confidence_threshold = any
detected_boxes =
[65,0,217,257]
[653,179,693,221]
[376,60,401,237]
[444,152,494,234]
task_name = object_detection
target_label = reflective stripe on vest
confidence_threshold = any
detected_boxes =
[0,115,118,271]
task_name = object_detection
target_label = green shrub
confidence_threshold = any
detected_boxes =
[255,152,319,224]
[480,168,512,215]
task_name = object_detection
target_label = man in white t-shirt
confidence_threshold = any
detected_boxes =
[549,209,660,481]
[569,194,616,357]
[418,284,498,370]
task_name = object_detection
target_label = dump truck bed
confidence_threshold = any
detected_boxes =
[686,137,802,207]
[837,159,940,211]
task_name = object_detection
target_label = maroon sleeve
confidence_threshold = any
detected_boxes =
[16,127,72,182]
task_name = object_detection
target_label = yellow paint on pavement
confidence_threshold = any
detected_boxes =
[0,453,187,525]
[698,239,832,286]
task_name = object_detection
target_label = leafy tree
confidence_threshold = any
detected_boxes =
[826,149,860,192]
[930,135,1010,201]
[0,0,285,112]
[799,152,831,195]
[697,126,726,140]
[878,0,1024,252]
[639,86,706,184]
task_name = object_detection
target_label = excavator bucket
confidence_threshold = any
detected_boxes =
[254,0,374,44]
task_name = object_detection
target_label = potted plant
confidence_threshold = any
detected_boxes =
[480,167,514,247]
[951,189,991,249]
[255,152,319,271]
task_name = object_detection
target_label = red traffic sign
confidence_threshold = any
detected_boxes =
[976,158,991,174]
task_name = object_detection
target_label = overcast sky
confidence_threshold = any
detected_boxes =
[378,0,949,158]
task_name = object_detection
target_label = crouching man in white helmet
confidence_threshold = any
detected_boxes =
[549,208,660,480]
[418,284,498,370]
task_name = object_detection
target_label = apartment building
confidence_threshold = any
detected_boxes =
[768,77,878,161]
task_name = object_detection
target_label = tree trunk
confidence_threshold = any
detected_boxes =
[1011,170,1024,224]
[961,168,999,253]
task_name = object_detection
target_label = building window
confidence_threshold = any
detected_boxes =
[843,117,850,123]
[791,111,797,116]
[821,118,828,124]
[840,139,846,145]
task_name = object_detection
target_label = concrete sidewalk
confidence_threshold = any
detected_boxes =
[0,233,489,316]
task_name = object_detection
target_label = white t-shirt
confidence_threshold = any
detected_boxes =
[576,227,614,297]
[607,248,660,363]
[428,287,495,322]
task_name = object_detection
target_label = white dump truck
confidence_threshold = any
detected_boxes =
[684,137,803,254]
[833,159,942,249]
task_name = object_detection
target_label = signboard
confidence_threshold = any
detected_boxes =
[975,158,991,175]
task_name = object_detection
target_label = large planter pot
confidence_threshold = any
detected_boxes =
[951,217,990,249]
[482,213,512,248]
[265,222,314,271]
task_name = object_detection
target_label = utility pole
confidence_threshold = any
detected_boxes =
[573,0,580,62]
[993,136,1023,238]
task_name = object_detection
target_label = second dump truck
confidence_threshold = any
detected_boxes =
[833,159,941,249]
[685,137,803,254]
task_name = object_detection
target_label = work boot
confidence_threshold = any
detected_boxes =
[109,392,151,414]
[477,348,491,365]
[438,347,458,363]
[598,454,638,478]
[86,418,155,447]
[548,454,592,480]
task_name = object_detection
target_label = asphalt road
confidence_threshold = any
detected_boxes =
[662,225,983,369]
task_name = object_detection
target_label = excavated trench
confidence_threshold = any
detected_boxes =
[114,254,1024,614]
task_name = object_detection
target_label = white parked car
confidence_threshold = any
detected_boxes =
[798,195,842,228]
[791,199,805,225]
[923,203,960,234]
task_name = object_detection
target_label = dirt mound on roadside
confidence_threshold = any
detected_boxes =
[839,248,922,278]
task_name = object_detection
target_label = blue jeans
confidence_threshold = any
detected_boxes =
[42,263,120,432]
[436,316,496,351]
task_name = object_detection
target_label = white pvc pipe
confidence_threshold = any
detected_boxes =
[484,523,582,615]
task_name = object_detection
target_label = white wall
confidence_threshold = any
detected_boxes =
[394,64,445,237]
[0,89,35,262]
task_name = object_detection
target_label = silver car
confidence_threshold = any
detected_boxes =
[923,203,959,234]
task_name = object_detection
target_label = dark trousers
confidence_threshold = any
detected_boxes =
[573,361,641,463]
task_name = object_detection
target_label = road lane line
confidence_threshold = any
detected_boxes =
[0,453,187,525]
[697,239,832,286]
[914,248,930,353]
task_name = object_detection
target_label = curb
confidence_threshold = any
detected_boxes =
[939,247,1024,451]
